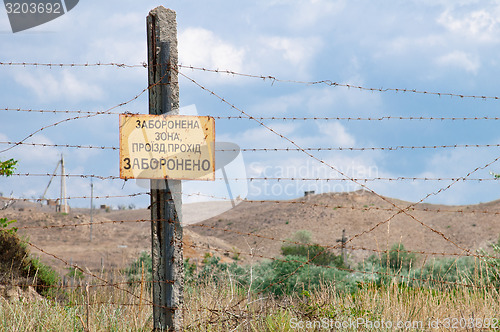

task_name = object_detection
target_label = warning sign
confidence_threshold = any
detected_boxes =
[119,114,215,180]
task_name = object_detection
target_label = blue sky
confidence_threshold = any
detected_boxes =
[1,0,500,209]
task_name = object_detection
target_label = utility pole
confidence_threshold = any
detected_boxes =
[60,154,69,213]
[147,7,183,331]
[336,229,347,266]
[90,178,93,242]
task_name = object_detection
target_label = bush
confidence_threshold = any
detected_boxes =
[367,243,416,271]
[252,256,355,296]
[281,230,345,268]
[0,230,59,296]
[124,251,152,283]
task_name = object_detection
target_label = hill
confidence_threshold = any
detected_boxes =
[187,190,500,263]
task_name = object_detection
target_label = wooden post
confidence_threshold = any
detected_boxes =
[147,6,183,331]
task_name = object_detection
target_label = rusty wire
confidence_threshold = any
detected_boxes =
[5,108,500,121]
[177,69,500,291]
[2,60,500,100]
[214,115,500,121]
[0,61,148,68]
[1,108,123,115]
[8,173,500,182]
[3,140,500,152]
[0,69,171,155]
[178,65,500,101]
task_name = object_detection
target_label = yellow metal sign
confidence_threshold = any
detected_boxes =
[119,114,215,180]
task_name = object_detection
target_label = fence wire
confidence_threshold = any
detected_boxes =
[1,61,500,325]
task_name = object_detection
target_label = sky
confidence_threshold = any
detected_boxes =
[1,0,500,211]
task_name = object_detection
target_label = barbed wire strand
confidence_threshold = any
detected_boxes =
[178,64,500,101]
[2,60,499,100]
[5,108,500,121]
[3,140,500,152]
[7,173,500,182]
[0,70,171,155]
[214,115,500,121]
[0,61,148,68]
[177,69,500,292]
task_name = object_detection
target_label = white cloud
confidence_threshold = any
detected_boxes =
[435,51,480,73]
[306,85,383,117]
[317,122,355,147]
[378,35,443,57]
[13,70,104,103]
[179,27,245,71]
[437,8,500,42]
[248,93,305,116]
[261,36,322,67]
[265,0,345,29]
[255,36,322,78]
[8,135,61,167]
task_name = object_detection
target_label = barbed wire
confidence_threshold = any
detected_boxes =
[178,65,500,101]
[241,177,500,182]
[9,173,122,180]
[0,69,171,155]
[3,140,500,152]
[214,115,500,121]
[5,108,500,121]
[0,141,117,150]
[1,107,123,115]
[8,173,500,182]
[3,60,500,101]
[177,69,500,290]
[2,61,500,311]
[223,144,500,151]
[0,61,148,68]
[4,192,149,202]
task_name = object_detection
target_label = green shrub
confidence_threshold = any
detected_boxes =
[281,230,344,268]
[252,256,355,296]
[367,243,416,271]
[28,257,60,290]
[124,251,152,283]
[0,218,17,234]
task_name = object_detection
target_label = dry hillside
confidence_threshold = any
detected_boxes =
[1,190,500,277]
[188,190,500,263]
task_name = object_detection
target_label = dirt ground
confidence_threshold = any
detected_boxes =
[2,190,500,276]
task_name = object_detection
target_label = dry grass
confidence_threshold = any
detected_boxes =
[1,279,499,331]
